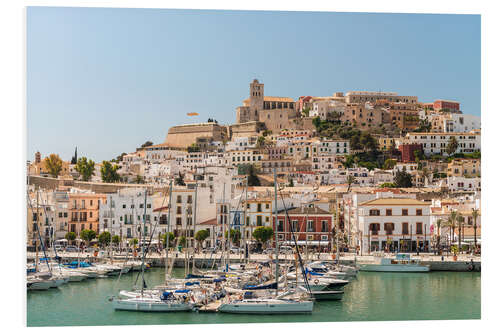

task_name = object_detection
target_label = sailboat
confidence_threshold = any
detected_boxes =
[111,184,194,312]
[218,169,314,314]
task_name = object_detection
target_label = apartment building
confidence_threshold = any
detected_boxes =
[402,131,481,156]
[358,197,431,253]
[68,191,107,236]
[447,159,481,177]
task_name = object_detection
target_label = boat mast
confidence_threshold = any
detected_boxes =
[244,177,248,264]
[192,181,198,274]
[222,182,226,271]
[35,190,39,273]
[140,188,147,296]
[273,168,279,297]
[165,180,173,282]
[336,198,340,270]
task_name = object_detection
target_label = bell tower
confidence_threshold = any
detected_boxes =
[249,79,264,121]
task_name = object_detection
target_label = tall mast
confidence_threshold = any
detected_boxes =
[140,189,147,296]
[273,168,279,297]
[35,190,39,273]
[192,181,198,273]
[222,183,226,271]
[165,180,173,282]
[244,177,248,264]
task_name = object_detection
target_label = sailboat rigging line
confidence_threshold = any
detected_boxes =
[132,186,168,288]
[277,190,312,296]
[27,189,52,275]
[39,192,63,275]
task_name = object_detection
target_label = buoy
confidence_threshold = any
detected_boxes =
[314,279,319,285]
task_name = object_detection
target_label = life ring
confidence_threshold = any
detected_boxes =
[314,279,319,285]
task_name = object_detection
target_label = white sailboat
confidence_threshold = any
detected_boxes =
[218,169,314,314]
[112,184,194,312]
[360,254,430,272]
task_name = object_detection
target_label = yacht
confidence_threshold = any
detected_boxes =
[360,254,430,272]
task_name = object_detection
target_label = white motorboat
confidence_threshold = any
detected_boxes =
[218,298,313,314]
[360,254,430,272]
[112,295,194,312]
[27,276,52,290]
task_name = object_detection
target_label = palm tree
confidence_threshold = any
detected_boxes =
[347,175,355,192]
[471,208,479,251]
[446,211,458,254]
[436,218,443,252]
[457,213,464,254]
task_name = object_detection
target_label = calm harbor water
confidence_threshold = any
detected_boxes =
[27,268,480,326]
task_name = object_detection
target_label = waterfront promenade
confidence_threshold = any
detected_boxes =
[26,251,481,271]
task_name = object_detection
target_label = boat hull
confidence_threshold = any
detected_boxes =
[112,299,193,312]
[218,300,313,314]
[360,264,430,272]
[310,290,344,301]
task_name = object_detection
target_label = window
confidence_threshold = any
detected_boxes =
[122,204,126,209]
[369,223,380,235]
[177,206,182,214]
[257,203,262,212]
[256,216,262,226]
[386,209,392,216]
[402,209,408,216]
[176,217,182,226]
[402,223,409,235]
[416,209,422,216]
[265,203,270,209]
[307,220,314,232]
[146,204,151,209]
[278,220,284,232]
[321,220,328,232]
[384,223,394,235]
[416,222,423,235]
[291,220,298,232]
[369,209,380,216]
[177,195,182,204]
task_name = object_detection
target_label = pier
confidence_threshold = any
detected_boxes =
[26,251,481,272]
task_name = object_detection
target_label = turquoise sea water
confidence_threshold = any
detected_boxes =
[27,268,480,326]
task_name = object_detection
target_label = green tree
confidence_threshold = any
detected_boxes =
[80,229,97,247]
[347,175,356,192]
[75,157,95,181]
[98,231,111,247]
[252,226,274,248]
[134,175,145,184]
[187,143,200,153]
[65,231,76,245]
[178,236,187,248]
[129,238,139,248]
[312,116,321,129]
[161,232,176,248]
[43,154,63,178]
[225,229,241,246]
[383,158,397,170]
[256,136,266,148]
[446,136,459,156]
[101,161,120,183]
[175,172,185,186]
[141,141,153,148]
[195,230,210,249]
[112,235,121,246]
[394,168,413,188]
[262,130,272,137]
[457,213,465,254]
[380,182,396,188]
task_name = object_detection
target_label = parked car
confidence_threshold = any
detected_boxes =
[65,246,79,252]
[262,248,275,255]
[279,246,294,254]
[229,247,244,254]
[54,245,65,252]
[202,247,217,254]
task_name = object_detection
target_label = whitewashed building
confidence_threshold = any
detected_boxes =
[358,197,431,253]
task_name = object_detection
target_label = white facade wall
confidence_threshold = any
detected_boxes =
[403,132,481,156]
[447,176,481,192]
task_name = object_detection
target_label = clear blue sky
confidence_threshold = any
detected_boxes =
[27,7,480,162]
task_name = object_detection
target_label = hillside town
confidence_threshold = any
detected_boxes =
[27,79,481,257]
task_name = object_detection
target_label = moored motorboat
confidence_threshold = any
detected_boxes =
[360,254,430,272]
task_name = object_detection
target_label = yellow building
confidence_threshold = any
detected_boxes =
[447,159,481,177]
